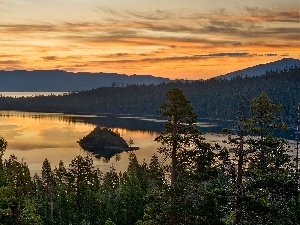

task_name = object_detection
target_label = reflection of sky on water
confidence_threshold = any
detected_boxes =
[0,110,297,176]
[139,118,166,123]
[195,122,219,128]
[0,110,161,175]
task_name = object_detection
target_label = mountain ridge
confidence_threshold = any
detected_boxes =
[0,70,170,92]
[216,58,300,80]
[0,58,299,91]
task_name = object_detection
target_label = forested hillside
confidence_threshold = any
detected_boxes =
[0,66,299,124]
[217,58,300,79]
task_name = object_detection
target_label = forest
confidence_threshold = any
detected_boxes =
[0,66,299,125]
[0,88,299,225]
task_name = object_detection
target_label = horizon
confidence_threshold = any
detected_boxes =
[1,0,299,79]
[0,57,299,81]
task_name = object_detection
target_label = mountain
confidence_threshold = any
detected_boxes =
[1,58,299,92]
[216,58,300,80]
[0,70,170,92]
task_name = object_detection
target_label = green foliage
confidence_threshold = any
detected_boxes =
[0,137,7,158]
[155,88,200,184]
[0,137,7,188]
[222,92,298,225]
[18,199,43,225]
[105,218,116,225]
[0,154,34,225]
[248,92,287,137]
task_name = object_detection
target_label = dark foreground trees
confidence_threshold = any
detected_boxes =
[222,92,299,224]
[0,89,299,225]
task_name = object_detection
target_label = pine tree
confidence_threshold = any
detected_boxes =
[244,92,294,224]
[155,87,202,225]
[155,87,199,186]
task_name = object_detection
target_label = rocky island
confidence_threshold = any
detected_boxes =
[78,126,139,159]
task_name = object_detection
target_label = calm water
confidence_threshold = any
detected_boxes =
[0,110,297,175]
[0,110,229,175]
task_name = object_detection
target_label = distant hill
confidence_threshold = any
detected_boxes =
[217,58,300,80]
[0,70,170,92]
[1,58,299,92]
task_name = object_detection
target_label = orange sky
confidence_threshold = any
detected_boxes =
[0,0,299,79]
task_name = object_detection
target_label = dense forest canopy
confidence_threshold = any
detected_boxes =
[0,66,299,126]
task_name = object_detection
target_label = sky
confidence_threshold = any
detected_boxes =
[0,0,299,79]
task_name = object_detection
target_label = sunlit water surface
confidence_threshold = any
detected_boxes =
[0,110,297,176]
[0,111,167,175]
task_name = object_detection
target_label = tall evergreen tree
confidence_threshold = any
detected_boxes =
[155,87,199,186]
[155,87,200,225]
[41,159,54,224]
[0,137,7,187]
[2,155,35,225]
[244,92,295,224]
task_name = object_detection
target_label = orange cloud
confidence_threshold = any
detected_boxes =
[0,6,299,79]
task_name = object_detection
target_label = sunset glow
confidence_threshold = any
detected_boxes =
[1,0,299,79]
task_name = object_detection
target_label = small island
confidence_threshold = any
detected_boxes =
[78,126,139,159]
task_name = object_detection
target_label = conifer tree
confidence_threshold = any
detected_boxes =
[155,87,201,225]
[244,92,294,224]
[155,87,199,186]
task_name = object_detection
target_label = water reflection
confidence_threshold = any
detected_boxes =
[0,110,161,175]
[0,110,297,176]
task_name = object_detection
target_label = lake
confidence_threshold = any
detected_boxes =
[0,110,232,175]
[0,110,297,175]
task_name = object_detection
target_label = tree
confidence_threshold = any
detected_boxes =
[41,159,54,224]
[52,160,72,225]
[248,92,287,169]
[222,96,248,225]
[243,92,295,224]
[129,138,134,147]
[0,137,7,187]
[2,155,33,225]
[67,155,100,224]
[0,137,7,158]
[155,87,199,186]
[294,103,300,222]
[155,87,201,224]
[220,92,298,224]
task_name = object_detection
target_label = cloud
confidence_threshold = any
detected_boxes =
[0,24,57,33]
[0,54,20,58]
[245,7,299,23]
[205,52,250,57]
[87,52,260,65]
[0,60,21,65]
[0,5,298,78]
[265,53,277,56]
[42,56,58,61]
[0,6,298,46]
